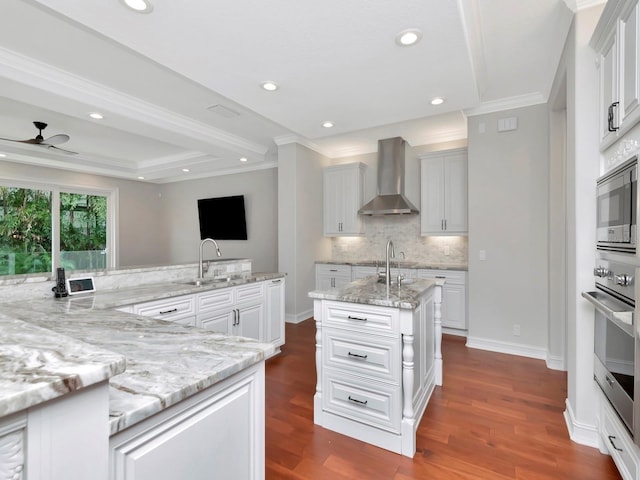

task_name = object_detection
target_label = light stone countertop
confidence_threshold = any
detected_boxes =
[0,272,284,434]
[315,259,467,271]
[309,275,443,309]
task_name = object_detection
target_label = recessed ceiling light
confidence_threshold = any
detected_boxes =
[182,168,190,173]
[120,0,153,13]
[431,97,444,105]
[88,112,104,120]
[261,81,279,92]
[240,157,248,162]
[0,153,6,158]
[322,121,334,128]
[395,28,422,46]
[137,176,145,180]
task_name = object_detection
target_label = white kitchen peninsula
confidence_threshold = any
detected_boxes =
[0,265,285,480]
[309,276,443,457]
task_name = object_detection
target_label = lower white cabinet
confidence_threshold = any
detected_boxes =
[315,264,352,290]
[122,277,285,353]
[597,387,640,480]
[110,363,265,480]
[417,269,467,332]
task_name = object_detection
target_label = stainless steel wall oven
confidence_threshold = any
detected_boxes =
[583,259,636,440]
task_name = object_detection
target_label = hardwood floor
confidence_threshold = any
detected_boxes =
[264,319,622,479]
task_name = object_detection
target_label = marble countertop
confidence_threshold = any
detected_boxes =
[315,260,467,271]
[0,272,282,434]
[309,275,443,309]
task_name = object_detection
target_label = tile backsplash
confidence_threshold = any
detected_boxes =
[331,215,468,265]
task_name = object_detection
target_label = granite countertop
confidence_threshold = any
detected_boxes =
[309,275,443,309]
[0,272,283,434]
[315,260,467,271]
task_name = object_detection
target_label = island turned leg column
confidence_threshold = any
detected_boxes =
[313,300,323,425]
[401,332,415,456]
[434,283,443,386]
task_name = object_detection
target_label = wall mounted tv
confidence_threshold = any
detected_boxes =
[197,195,248,240]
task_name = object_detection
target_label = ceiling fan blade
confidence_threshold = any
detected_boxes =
[48,145,78,155]
[0,137,40,144]
[43,134,69,146]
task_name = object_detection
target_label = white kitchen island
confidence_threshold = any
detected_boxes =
[309,276,443,457]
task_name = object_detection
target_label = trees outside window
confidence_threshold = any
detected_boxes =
[0,186,111,276]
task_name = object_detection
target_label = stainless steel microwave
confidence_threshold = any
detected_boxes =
[597,156,637,254]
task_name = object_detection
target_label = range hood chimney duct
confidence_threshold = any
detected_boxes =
[358,137,419,216]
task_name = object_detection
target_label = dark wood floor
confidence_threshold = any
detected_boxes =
[264,319,621,479]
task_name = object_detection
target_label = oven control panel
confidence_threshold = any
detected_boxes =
[594,259,635,304]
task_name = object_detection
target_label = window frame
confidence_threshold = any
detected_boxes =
[0,177,118,276]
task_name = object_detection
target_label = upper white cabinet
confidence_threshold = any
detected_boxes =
[420,148,468,236]
[324,163,366,236]
[593,0,640,150]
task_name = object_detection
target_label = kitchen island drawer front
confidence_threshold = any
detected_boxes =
[235,282,264,305]
[323,370,401,433]
[324,328,400,383]
[133,295,195,321]
[198,288,234,313]
[324,302,398,334]
[601,395,638,480]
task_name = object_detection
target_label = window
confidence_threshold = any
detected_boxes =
[0,183,115,277]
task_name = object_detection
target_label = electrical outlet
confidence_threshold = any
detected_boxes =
[513,324,521,336]
[443,245,450,256]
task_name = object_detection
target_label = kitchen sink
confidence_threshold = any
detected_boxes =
[180,278,231,287]
[376,277,417,286]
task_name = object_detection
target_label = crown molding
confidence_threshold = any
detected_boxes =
[463,92,547,117]
[0,47,269,158]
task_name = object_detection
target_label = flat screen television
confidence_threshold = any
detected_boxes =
[197,195,248,240]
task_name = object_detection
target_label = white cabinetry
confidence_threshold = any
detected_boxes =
[315,264,352,289]
[593,0,640,150]
[265,278,285,349]
[324,163,366,236]
[197,283,264,341]
[110,364,265,480]
[417,269,467,333]
[131,295,196,326]
[420,149,468,235]
[597,387,640,480]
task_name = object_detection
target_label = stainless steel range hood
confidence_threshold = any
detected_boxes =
[358,137,419,216]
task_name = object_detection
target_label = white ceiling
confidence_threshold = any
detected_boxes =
[0,0,594,183]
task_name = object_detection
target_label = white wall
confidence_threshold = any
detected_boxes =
[160,168,278,273]
[0,159,169,267]
[467,104,550,357]
[278,142,330,323]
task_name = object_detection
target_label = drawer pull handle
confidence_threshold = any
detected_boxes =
[608,435,623,452]
[348,396,368,406]
[159,308,178,315]
[347,315,367,322]
[435,275,446,279]
[348,352,368,360]
[605,375,615,387]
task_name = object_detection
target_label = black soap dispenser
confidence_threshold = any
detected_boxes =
[52,267,69,298]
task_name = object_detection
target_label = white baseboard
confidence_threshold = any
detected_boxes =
[563,398,600,448]
[466,335,547,360]
[285,309,313,324]
[442,327,467,337]
[546,354,566,371]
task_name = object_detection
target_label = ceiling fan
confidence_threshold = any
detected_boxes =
[0,121,78,154]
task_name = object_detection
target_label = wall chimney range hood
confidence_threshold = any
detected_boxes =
[358,137,419,216]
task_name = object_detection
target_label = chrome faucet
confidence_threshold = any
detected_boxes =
[198,238,222,280]
[385,239,395,288]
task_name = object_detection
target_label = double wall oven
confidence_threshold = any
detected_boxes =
[583,155,638,445]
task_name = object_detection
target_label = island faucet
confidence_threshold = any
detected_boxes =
[385,239,395,288]
[199,238,222,279]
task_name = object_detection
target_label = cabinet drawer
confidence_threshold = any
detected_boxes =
[198,288,234,313]
[323,301,398,334]
[133,295,195,321]
[602,401,638,480]
[236,282,264,305]
[316,264,352,277]
[324,328,400,383]
[418,269,466,284]
[323,369,401,433]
